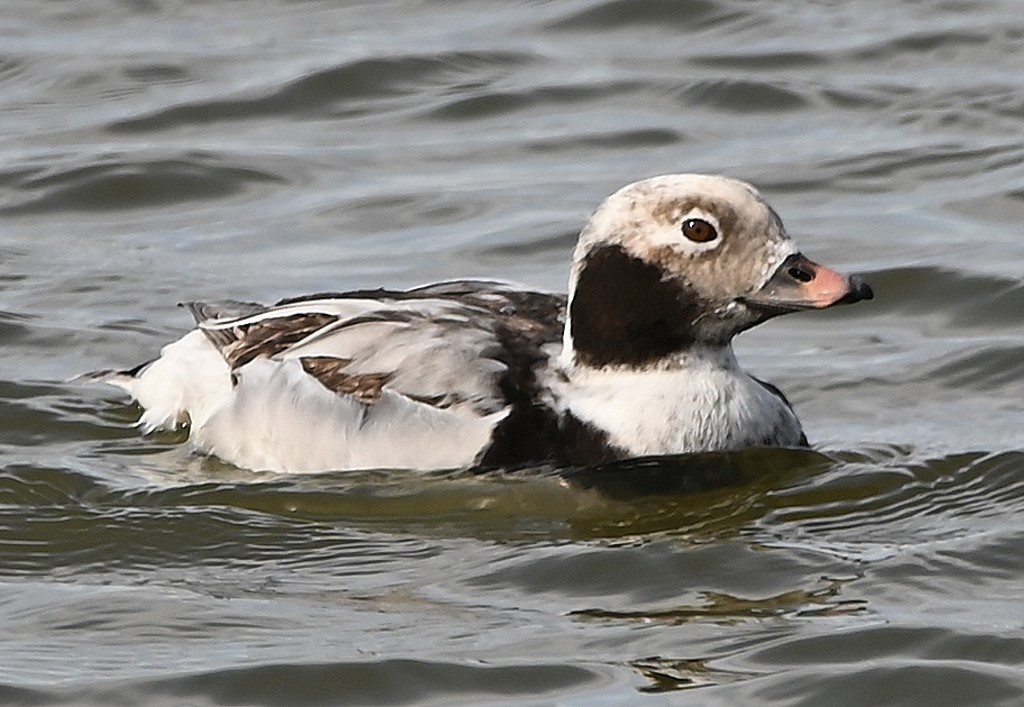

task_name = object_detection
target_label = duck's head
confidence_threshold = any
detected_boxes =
[564,174,872,368]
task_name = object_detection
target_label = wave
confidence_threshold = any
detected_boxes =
[1,156,284,215]
[108,51,536,133]
[0,658,601,706]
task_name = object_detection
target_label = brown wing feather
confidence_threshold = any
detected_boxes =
[300,356,392,405]
[208,313,339,369]
[188,283,566,419]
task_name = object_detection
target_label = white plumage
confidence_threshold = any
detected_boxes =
[92,174,872,473]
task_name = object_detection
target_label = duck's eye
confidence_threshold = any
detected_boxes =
[681,218,718,243]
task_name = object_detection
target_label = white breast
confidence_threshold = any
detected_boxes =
[549,348,804,455]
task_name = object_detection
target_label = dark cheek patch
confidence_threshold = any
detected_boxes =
[570,245,705,367]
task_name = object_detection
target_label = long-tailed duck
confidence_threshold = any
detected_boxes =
[93,174,872,473]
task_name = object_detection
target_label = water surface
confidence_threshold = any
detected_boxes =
[4,0,1024,704]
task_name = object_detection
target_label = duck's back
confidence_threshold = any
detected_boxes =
[101,281,566,473]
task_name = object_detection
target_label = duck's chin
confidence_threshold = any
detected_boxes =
[702,300,780,343]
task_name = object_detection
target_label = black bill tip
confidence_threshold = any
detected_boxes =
[839,276,873,305]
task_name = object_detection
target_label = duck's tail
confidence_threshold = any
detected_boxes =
[78,330,232,434]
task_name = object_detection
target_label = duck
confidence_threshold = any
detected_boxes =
[92,174,873,473]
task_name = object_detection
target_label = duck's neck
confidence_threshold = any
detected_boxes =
[560,341,741,378]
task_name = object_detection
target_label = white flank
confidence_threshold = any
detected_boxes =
[193,359,506,473]
[110,329,506,473]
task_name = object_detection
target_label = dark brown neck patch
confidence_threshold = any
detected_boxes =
[570,244,702,367]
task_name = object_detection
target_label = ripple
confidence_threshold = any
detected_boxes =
[822,143,1014,184]
[0,311,33,344]
[0,465,100,508]
[757,625,1024,666]
[547,0,738,31]
[427,80,647,121]
[0,478,394,576]
[949,186,1024,224]
[748,635,1024,707]
[1,157,284,215]
[689,51,828,70]
[0,55,25,84]
[320,189,495,234]
[0,381,135,448]
[523,127,683,152]
[474,228,577,259]
[0,447,834,574]
[3,0,1024,702]
[852,29,994,61]
[676,79,809,113]
[859,266,1024,328]
[121,63,192,84]
[759,451,1024,559]
[760,664,1023,707]
[108,51,535,132]
[922,346,1024,392]
[0,658,601,706]
[820,86,898,111]
[0,165,45,189]
[148,660,598,706]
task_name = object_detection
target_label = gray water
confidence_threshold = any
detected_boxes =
[4,0,1024,704]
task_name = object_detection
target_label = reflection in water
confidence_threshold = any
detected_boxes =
[632,656,738,693]
[573,578,868,626]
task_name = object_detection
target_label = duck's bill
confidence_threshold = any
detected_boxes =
[744,253,873,313]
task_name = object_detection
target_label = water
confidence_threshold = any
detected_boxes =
[4,0,1024,704]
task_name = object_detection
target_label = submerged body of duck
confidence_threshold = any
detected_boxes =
[93,174,872,473]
